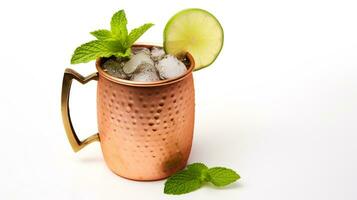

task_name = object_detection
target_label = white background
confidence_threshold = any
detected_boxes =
[0,0,356,199]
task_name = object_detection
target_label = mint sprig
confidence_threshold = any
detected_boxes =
[71,10,153,64]
[164,163,240,195]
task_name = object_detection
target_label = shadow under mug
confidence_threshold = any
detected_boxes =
[61,45,196,181]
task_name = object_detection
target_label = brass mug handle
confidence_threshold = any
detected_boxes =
[61,68,100,152]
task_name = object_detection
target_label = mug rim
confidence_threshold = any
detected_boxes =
[96,44,195,87]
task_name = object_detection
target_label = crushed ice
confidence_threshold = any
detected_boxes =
[103,47,189,82]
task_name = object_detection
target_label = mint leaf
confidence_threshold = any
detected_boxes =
[187,163,208,172]
[112,47,131,58]
[110,10,128,41]
[90,29,112,40]
[126,23,154,47]
[208,167,240,187]
[164,168,203,195]
[164,163,240,195]
[71,40,123,64]
[187,163,209,181]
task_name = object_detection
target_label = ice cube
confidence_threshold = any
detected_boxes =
[130,63,160,82]
[156,55,187,79]
[150,47,165,61]
[103,59,128,79]
[123,52,154,74]
[132,47,150,55]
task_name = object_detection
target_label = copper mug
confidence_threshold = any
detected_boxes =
[61,45,195,180]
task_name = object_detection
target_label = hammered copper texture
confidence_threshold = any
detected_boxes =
[97,74,195,180]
